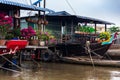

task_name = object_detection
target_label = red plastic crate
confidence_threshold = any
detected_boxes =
[6,40,28,51]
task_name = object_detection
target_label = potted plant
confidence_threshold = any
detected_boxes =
[20,26,37,45]
[0,12,12,45]
[12,28,21,39]
[75,25,95,34]
[48,35,57,46]
[36,31,50,46]
[20,26,36,39]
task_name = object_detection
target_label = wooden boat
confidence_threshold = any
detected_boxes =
[107,49,120,60]
[61,57,120,67]
[55,42,110,57]
[49,33,118,58]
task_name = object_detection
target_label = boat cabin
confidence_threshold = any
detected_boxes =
[21,11,114,43]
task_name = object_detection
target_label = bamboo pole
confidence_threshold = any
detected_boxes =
[0,55,22,70]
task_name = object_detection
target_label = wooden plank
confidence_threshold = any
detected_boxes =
[0,46,48,49]
[25,46,48,49]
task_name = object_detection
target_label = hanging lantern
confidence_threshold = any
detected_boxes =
[44,20,48,25]
[41,19,44,24]
[32,20,37,23]
[37,20,41,24]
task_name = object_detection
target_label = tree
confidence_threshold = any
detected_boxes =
[108,26,120,33]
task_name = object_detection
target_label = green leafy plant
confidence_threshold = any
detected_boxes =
[76,25,95,33]
[4,28,21,40]
[12,28,21,38]
[37,32,49,41]
[5,33,14,40]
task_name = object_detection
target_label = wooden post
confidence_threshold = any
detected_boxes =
[38,2,41,31]
[71,20,73,34]
[43,0,46,32]
[18,51,22,67]
[105,24,107,31]
[61,21,63,43]
[95,23,97,34]
[38,2,41,18]
[13,8,20,29]
[85,22,87,26]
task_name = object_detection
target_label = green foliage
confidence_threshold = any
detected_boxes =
[76,25,95,33]
[5,28,21,40]
[36,31,50,41]
[5,33,14,40]
[41,33,49,41]
[11,28,21,37]
[108,26,120,33]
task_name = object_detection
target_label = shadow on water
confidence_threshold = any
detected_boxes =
[0,62,120,80]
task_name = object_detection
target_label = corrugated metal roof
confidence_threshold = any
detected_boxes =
[0,0,54,12]
[76,15,115,25]
[47,11,71,16]
[47,11,114,25]
[35,7,55,13]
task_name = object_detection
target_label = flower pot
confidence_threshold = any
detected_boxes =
[29,40,39,46]
[0,40,6,46]
[40,41,45,46]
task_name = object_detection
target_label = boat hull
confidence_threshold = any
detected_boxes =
[54,42,111,57]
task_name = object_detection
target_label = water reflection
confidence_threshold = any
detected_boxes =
[0,63,120,80]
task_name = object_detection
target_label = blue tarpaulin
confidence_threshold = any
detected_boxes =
[32,0,42,5]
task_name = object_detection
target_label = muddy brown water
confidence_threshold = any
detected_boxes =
[0,62,120,80]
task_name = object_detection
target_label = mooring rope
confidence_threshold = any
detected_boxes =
[83,45,103,58]
[85,41,96,71]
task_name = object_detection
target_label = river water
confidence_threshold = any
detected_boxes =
[0,62,120,80]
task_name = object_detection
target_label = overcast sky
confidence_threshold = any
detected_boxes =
[9,0,120,26]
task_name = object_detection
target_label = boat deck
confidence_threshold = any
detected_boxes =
[0,45,48,49]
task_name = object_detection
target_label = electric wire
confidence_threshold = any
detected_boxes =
[29,0,33,5]
[64,0,76,15]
